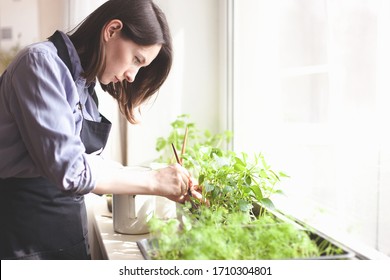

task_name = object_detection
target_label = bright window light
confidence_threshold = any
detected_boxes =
[232,0,390,256]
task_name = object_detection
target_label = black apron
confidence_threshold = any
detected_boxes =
[0,31,112,260]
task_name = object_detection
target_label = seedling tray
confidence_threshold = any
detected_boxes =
[136,213,356,260]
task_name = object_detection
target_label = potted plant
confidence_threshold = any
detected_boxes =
[137,115,355,260]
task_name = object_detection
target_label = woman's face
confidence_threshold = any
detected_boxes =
[99,20,162,85]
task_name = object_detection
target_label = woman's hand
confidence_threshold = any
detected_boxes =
[151,164,199,203]
[151,164,190,202]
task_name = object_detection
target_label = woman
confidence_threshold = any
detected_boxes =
[0,0,199,259]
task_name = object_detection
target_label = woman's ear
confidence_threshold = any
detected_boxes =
[103,19,123,42]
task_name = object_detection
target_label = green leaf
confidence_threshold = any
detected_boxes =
[223,185,233,193]
[238,199,252,212]
[234,157,245,171]
[245,175,252,185]
[279,172,290,178]
[210,148,223,158]
[205,182,215,192]
[260,198,275,210]
[274,190,285,195]
[171,119,185,128]
[250,185,263,201]
[198,174,205,185]
[259,169,267,178]
[155,137,167,151]
[235,156,245,166]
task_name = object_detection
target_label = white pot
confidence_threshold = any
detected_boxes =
[113,194,155,235]
[112,166,155,235]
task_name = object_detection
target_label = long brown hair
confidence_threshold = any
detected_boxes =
[68,0,172,124]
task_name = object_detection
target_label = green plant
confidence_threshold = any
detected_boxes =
[148,206,321,260]
[147,114,345,260]
[156,114,232,165]
[155,114,286,214]
[192,147,288,215]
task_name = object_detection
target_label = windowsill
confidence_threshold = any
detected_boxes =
[88,195,389,260]
[89,196,148,260]
[273,196,390,260]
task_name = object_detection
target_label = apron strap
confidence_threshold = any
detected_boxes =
[48,31,75,80]
[48,31,99,107]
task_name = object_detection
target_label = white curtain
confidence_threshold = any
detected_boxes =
[232,0,390,256]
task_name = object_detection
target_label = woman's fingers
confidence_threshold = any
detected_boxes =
[157,164,210,206]
[176,164,195,194]
[190,185,209,206]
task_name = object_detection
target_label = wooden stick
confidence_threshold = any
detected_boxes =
[171,143,181,165]
[172,141,197,208]
[181,126,189,158]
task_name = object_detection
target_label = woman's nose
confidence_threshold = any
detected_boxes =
[124,68,139,83]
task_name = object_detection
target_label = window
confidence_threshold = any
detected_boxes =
[231,0,390,256]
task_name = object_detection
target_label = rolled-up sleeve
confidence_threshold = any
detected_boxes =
[7,48,95,194]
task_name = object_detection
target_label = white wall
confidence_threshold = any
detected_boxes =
[37,0,69,39]
[0,0,40,49]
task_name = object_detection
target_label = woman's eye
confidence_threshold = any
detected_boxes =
[134,57,141,65]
